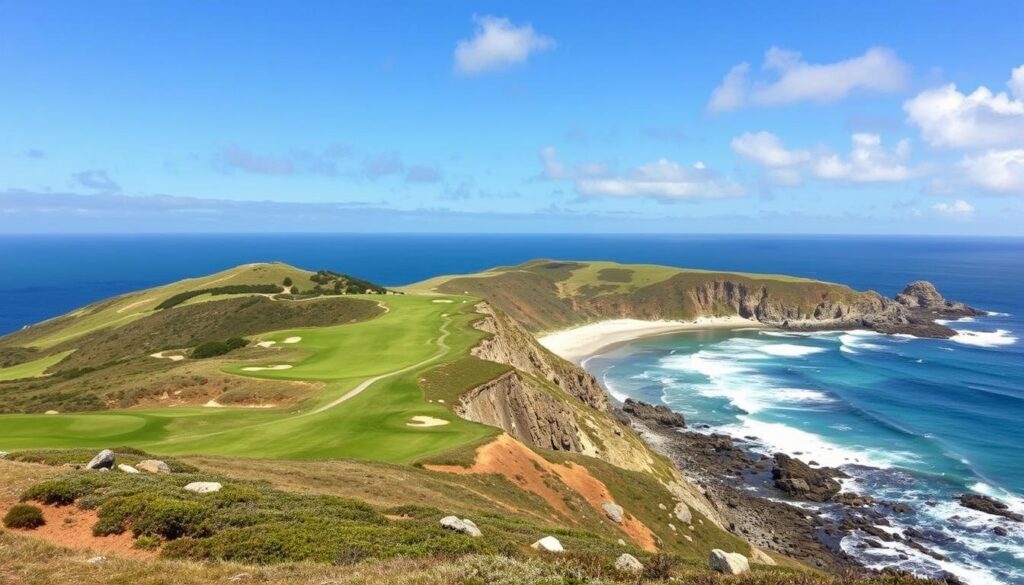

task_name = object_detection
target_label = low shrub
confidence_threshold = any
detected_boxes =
[3,504,45,529]
[191,337,248,359]
[133,534,161,551]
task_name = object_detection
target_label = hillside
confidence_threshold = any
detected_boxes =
[420,259,977,337]
[0,261,952,583]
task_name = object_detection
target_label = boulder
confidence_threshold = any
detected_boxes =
[531,536,564,553]
[439,515,482,537]
[86,449,115,470]
[117,464,140,474]
[184,482,222,494]
[959,494,1023,522]
[673,502,692,524]
[708,549,750,575]
[614,553,643,572]
[137,459,171,474]
[621,399,685,427]
[602,502,624,524]
[833,492,875,507]
[772,454,841,502]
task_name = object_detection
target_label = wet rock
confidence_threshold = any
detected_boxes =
[833,492,875,507]
[621,399,685,428]
[994,526,1008,537]
[772,454,841,502]
[959,494,1023,522]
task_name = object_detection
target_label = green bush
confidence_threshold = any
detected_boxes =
[282,277,292,287]
[191,337,248,359]
[3,504,45,529]
[156,284,282,310]
[134,534,161,550]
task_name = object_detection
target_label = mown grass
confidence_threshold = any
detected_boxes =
[0,350,73,381]
[417,355,511,405]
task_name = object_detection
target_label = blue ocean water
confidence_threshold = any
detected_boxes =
[1,234,1021,582]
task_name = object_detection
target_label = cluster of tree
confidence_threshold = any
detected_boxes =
[190,337,248,359]
[305,270,391,295]
[156,285,282,310]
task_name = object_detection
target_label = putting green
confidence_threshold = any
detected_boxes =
[0,294,497,463]
[0,350,74,381]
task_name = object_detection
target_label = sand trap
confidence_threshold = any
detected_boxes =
[538,316,761,362]
[432,299,454,303]
[406,415,450,427]
[203,400,224,408]
[256,340,277,348]
[44,410,59,415]
[240,364,293,371]
[150,351,185,361]
[283,336,302,344]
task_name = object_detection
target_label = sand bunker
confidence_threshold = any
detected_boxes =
[406,415,450,427]
[432,299,454,303]
[240,364,293,371]
[256,340,277,348]
[149,351,185,361]
[283,336,302,344]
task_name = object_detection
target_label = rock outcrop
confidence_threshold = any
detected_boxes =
[137,459,171,474]
[959,494,1022,521]
[772,454,842,502]
[896,281,982,317]
[621,399,685,428]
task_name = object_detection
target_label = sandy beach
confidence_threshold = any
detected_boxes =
[537,316,761,362]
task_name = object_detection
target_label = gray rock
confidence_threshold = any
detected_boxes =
[709,549,750,575]
[137,459,171,474]
[439,515,482,537]
[602,502,624,524]
[531,536,564,553]
[117,464,140,474]
[673,502,692,524]
[86,449,115,470]
[184,481,222,494]
[614,553,643,572]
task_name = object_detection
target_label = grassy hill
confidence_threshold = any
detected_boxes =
[417,259,873,333]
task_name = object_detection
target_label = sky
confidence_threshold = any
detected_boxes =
[2,1,1023,235]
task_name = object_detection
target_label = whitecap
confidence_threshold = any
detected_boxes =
[755,343,827,357]
[715,418,901,468]
[773,388,834,403]
[950,329,1018,347]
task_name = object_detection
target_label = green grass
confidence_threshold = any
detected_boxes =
[0,295,496,464]
[0,350,73,381]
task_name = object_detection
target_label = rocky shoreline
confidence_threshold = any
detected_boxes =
[615,398,1018,583]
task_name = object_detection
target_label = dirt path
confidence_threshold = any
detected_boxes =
[308,313,452,415]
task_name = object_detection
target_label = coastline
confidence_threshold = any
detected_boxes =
[537,316,762,362]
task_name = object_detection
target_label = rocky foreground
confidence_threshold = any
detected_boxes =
[618,398,1018,582]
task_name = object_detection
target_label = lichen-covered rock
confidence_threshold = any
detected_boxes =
[439,515,483,537]
[531,536,564,553]
[709,549,750,575]
[614,553,643,572]
[602,502,624,524]
[136,459,171,474]
[86,449,115,470]
[184,482,222,494]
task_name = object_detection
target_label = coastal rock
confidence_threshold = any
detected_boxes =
[86,449,115,470]
[895,281,981,316]
[614,553,643,572]
[117,464,139,474]
[621,399,685,428]
[959,494,1023,522]
[772,454,842,502]
[136,459,171,474]
[833,492,875,507]
[708,549,750,575]
[673,502,692,524]
[602,502,624,524]
[184,482,222,494]
[531,536,564,553]
[439,515,482,537]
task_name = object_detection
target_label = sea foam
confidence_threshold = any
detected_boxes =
[950,329,1018,347]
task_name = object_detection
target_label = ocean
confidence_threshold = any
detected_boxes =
[1,233,1022,583]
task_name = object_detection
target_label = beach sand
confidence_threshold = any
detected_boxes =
[537,316,761,362]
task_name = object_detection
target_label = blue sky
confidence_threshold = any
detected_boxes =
[2,2,1023,234]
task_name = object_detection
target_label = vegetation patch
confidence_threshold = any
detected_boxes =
[156,284,284,310]
[596,268,635,283]
[3,503,45,529]
[190,337,248,359]
[418,356,511,405]
[8,447,197,474]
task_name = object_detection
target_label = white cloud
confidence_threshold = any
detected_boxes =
[708,47,908,112]
[959,149,1024,194]
[733,131,920,185]
[932,199,975,217]
[576,159,745,201]
[539,146,607,180]
[904,64,1024,149]
[454,15,554,75]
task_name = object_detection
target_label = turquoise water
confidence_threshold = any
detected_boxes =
[585,316,1023,584]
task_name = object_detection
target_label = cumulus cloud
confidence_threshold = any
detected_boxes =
[904,64,1024,149]
[454,15,554,75]
[72,169,121,192]
[708,47,909,112]
[958,149,1024,194]
[932,199,975,217]
[733,131,921,185]
[539,146,607,180]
